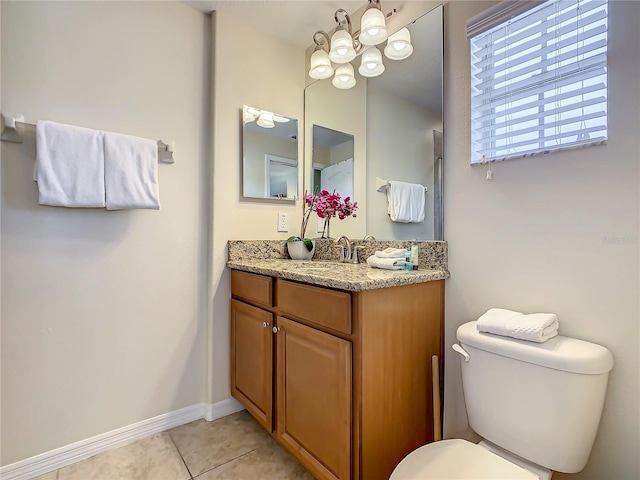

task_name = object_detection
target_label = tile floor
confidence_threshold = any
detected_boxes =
[32,411,315,480]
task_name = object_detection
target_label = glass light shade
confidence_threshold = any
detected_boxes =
[329,29,357,63]
[243,111,255,124]
[359,7,388,45]
[384,27,414,60]
[256,112,275,128]
[309,49,334,80]
[332,63,356,89]
[358,47,385,77]
[243,106,258,124]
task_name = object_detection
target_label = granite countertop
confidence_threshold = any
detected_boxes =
[227,258,450,292]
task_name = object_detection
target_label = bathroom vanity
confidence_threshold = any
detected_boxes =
[228,245,448,480]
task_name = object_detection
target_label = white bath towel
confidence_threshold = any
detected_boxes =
[375,247,408,258]
[477,308,559,343]
[366,255,406,270]
[104,131,160,210]
[387,181,425,223]
[35,120,106,207]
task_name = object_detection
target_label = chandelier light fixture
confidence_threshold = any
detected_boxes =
[308,0,413,89]
[243,106,290,129]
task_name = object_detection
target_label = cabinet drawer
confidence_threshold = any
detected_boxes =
[231,270,273,307]
[277,280,351,335]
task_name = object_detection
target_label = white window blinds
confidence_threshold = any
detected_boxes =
[469,0,608,164]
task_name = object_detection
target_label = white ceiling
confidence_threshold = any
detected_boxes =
[182,0,365,49]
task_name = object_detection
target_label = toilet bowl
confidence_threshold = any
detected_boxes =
[390,321,613,480]
[390,439,549,480]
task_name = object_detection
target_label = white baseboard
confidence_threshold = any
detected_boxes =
[0,399,245,480]
[204,397,244,421]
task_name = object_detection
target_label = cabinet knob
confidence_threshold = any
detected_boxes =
[272,326,280,334]
[262,322,270,328]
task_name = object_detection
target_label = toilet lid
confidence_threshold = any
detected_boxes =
[390,439,539,480]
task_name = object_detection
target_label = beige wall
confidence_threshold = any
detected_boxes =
[442,2,640,479]
[0,1,209,465]
[209,11,305,403]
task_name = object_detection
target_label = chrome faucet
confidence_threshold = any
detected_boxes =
[363,235,376,241]
[350,243,365,264]
[334,235,352,262]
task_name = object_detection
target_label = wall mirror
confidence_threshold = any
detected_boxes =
[242,105,299,201]
[304,5,444,240]
[311,125,355,200]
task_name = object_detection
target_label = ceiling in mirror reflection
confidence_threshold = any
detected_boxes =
[369,11,443,112]
[313,125,353,148]
[243,106,298,140]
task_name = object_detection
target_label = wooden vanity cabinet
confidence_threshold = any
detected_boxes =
[230,269,444,480]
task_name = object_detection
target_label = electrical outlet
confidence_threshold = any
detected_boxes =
[277,213,289,232]
[317,217,324,233]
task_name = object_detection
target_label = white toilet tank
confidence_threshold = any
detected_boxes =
[456,321,614,474]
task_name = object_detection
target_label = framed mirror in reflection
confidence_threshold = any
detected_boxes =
[311,125,354,200]
[242,105,299,201]
[304,5,444,240]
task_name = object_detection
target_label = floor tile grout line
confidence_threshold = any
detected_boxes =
[167,429,195,480]
[192,448,260,479]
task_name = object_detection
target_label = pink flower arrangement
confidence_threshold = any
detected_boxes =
[299,189,358,239]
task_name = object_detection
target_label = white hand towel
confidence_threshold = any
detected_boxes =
[375,247,408,258]
[366,255,405,270]
[510,313,559,343]
[477,308,559,343]
[104,132,160,210]
[35,120,106,207]
[387,181,425,223]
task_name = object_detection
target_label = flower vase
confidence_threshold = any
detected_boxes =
[287,239,316,260]
[322,217,331,239]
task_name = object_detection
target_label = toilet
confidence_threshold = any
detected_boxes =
[390,321,614,480]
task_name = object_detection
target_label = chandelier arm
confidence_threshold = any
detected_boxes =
[313,30,331,52]
[334,8,362,52]
[334,8,352,35]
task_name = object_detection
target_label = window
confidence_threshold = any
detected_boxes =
[468,0,608,164]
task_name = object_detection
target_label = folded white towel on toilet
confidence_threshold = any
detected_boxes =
[476,308,559,343]
[375,248,408,258]
[366,255,405,270]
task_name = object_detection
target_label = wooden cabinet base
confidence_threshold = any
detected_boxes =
[231,271,444,480]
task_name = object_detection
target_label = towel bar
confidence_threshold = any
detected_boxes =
[375,176,428,193]
[1,114,175,164]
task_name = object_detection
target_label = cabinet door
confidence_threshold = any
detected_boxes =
[231,299,273,431]
[275,316,352,480]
